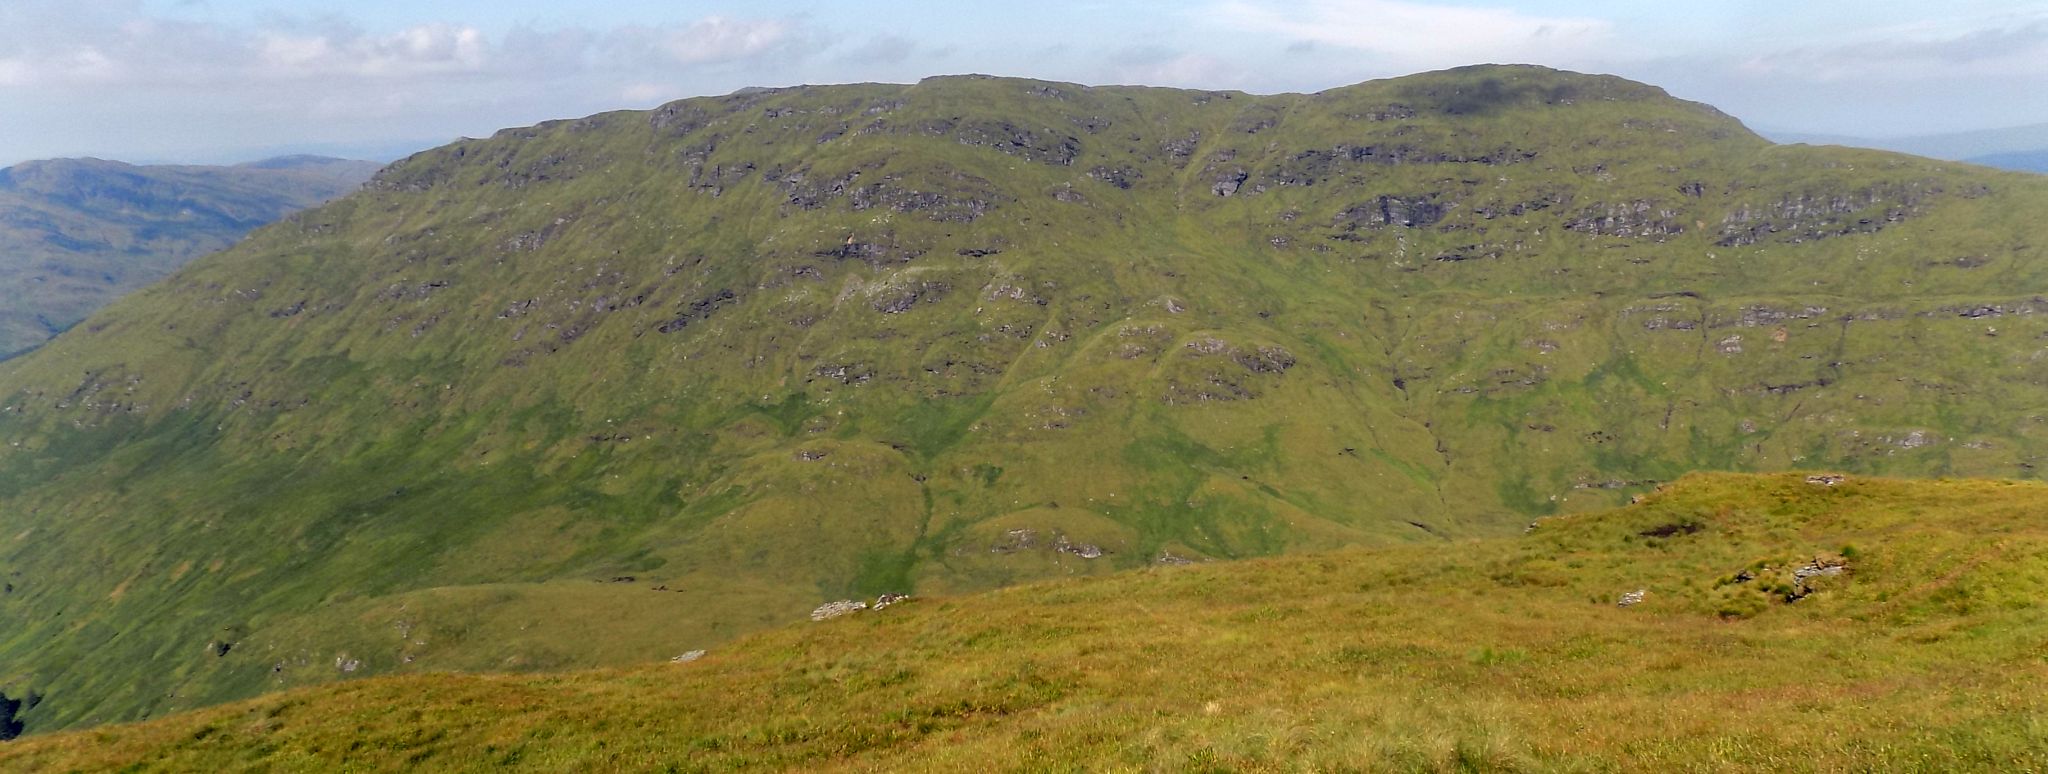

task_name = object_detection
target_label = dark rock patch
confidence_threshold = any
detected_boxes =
[656,288,738,334]
[1638,520,1704,538]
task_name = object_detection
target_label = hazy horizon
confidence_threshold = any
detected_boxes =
[4,0,2045,166]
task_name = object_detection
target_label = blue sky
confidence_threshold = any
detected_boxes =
[3,0,2045,164]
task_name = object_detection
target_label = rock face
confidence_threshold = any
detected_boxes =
[0,691,31,740]
[2,65,2048,735]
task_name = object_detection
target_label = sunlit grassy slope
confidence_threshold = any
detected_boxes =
[5,473,2046,771]
[2,65,2047,735]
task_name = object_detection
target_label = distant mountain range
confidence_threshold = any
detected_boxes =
[0,156,380,356]
[1764,123,2048,173]
[1966,150,2048,174]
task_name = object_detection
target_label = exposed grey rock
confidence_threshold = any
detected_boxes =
[1717,183,1937,246]
[504,218,572,252]
[1565,200,1682,238]
[1159,131,1202,162]
[1886,431,1934,449]
[1212,170,1248,197]
[1054,536,1104,559]
[1792,560,1846,585]
[1617,589,1646,607]
[1735,304,1827,327]
[812,363,873,385]
[990,528,1038,554]
[1233,346,1296,374]
[1337,195,1447,229]
[671,650,706,663]
[809,600,868,621]
[1805,474,1847,486]
[656,288,738,334]
[871,281,948,314]
[1785,557,1849,601]
[872,593,911,610]
[1087,165,1140,189]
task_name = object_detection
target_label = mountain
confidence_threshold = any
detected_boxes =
[1762,124,2048,174]
[1967,151,2048,174]
[5,473,2046,769]
[0,156,380,357]
[0,65,2045,736]
[1879,123,2048,161]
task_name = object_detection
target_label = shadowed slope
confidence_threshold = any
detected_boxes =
[0,156,380,355]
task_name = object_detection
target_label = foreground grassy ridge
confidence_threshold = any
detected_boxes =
[4,65,2048,732]
[7,473,2047,771]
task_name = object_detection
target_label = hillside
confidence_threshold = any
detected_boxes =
[1,65,2046,736]
[4,473,2045,770]
[0,156,380,356]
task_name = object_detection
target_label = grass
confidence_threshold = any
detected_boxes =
[4,472,2048,771]
[0,66,2045,734]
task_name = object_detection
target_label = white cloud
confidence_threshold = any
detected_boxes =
[1105,48,1245,88]
[618,82,672,103]
[0,4,820,162]
[0,7,803,90]
[1208,0,1615,70]
[256,23,488,79]
[655,16,792,65]
[1739,19,2048,81]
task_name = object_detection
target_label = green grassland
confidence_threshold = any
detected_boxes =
[1,65,2046,735]
[0,155,378,356]
[4,473,2046,770]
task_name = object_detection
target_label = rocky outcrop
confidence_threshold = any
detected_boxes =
[1717,183,1940,246]
[810,594,911,622]
[656,289,739,334]
[809,600,867,621]
[1564,200,1683,238]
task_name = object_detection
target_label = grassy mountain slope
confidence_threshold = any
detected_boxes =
[5,473,2046,770]
[1,65,2046,735]
[0,156,379,356]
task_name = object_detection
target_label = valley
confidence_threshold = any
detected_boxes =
[0,65,2043,748]
[0,155,380,357]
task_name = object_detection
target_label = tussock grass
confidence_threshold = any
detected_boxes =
[7,473,2048,770]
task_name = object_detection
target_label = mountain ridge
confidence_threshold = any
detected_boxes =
[0,65,2044,736]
